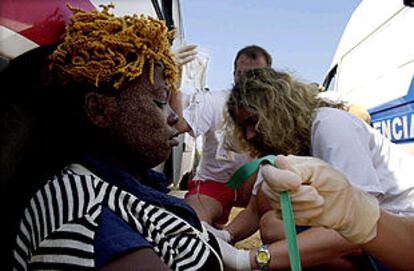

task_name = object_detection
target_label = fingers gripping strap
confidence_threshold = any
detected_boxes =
[227,155,302,271]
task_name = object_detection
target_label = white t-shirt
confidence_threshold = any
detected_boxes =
[183,90,251,183]
[252,107,414,216]
[311,107,414,216]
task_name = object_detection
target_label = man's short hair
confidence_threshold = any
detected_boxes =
[233,45,272,70]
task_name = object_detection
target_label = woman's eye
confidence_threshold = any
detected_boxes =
[154,100,167,109]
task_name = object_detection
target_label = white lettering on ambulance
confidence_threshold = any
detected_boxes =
[373,114,414,141]
[373,121,381,131]
[402,115,408,139]
[410,113,414,139]
[392,117,402,140]
[381,119,392,139]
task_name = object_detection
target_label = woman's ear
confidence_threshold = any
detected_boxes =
[84,92,112,128]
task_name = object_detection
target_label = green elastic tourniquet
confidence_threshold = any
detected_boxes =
[227,155,302,271]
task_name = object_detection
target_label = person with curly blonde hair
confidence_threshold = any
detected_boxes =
[221,67,414,270]
[227,68,346,157]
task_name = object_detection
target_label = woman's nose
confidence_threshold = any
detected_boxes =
[245,126,257,141]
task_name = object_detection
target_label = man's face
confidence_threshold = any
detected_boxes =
[234,54,268,83]
[106,62,178,168]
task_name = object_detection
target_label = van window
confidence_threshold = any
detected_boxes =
[323,65,337,91]
[404,0,414,7]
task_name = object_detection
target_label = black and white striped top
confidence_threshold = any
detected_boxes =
[13,164,223,270]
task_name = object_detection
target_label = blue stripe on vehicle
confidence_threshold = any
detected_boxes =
[369,77,414,144]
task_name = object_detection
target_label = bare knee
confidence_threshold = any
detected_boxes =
[259,211,285,244]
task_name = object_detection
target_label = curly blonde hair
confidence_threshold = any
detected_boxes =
[48,4,178,92]
[226,67,347,156]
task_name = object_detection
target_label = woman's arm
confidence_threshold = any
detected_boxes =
[226,195,260,243]
[261,155,414,271]
[363,209,414,270]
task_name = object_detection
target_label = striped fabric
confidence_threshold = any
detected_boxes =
[13,164,223,270]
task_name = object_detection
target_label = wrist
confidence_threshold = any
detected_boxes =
[339,188,380,244]
[224,227,234,243]
[202,221,232,243]
[255,245,271,270]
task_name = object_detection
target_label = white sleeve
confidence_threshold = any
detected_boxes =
[183,92,215,137]
[252,167,264,196]
[311,109,384,195]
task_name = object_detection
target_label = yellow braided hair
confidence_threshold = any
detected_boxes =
[48,3,178,92]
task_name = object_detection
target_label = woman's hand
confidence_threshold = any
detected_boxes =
[260,155,380,244]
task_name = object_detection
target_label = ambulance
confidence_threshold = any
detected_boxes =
[322,0,414,154]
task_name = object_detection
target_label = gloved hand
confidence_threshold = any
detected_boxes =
[201,221,232,243]
[172,44,197,66]
[261,155,381,245]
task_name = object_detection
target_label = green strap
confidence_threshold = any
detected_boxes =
[279,191,301,271]
[227,155,302,271]
[227,155,276,189]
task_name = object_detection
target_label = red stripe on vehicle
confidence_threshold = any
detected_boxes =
[0,0,95,45]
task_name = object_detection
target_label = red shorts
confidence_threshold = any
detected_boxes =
[185,179,252,224]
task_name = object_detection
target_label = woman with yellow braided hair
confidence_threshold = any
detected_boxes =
[1,4,223,270]
[50,3,179,92]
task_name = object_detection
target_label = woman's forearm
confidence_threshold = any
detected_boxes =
[362,209,414,270]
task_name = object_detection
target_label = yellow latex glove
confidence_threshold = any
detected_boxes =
[172,44,197,66]
[261,155,381,245]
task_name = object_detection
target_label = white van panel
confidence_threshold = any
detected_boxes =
[323,0,414,152]
[336,7,414,108]
[330,0,405,69]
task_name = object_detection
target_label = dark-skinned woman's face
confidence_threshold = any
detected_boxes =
[105,62,178,168]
